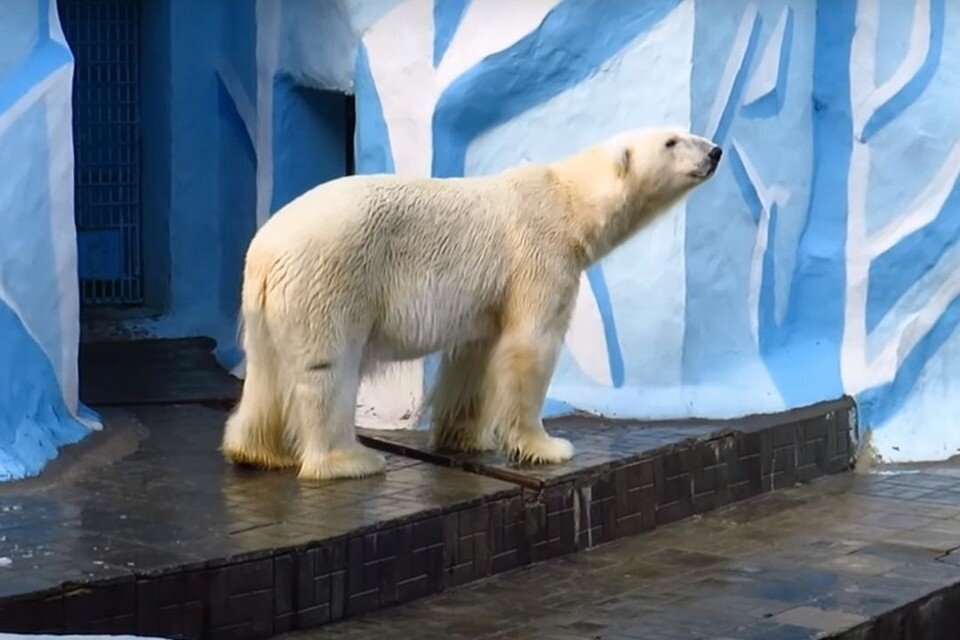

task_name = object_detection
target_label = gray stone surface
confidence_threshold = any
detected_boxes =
[282,466,960,640]
[0,404,515,602]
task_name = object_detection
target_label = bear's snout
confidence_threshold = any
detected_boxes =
[698,145,722,178]
[708,146,722,166]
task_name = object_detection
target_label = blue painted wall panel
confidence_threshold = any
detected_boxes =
[346,0,960,459]
[0,0,93,480]
[0,1,41,84]
[0,300,87,481]
[271,79,347,212]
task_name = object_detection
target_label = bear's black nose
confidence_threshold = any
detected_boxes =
[709,146,722,164]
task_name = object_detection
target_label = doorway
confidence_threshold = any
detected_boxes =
[59,0,144,308]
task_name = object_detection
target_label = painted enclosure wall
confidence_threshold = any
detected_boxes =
[303,0,958,462]
[5,0,959,478]
[201,0,959,463]
[0,0,96,480]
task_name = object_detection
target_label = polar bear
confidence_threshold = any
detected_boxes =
[222,128,721,481]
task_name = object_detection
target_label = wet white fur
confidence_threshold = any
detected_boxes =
[222,128,719,481]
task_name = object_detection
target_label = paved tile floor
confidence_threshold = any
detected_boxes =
[1,398,835,605]
[0,404,515,601]
[361,399,851,489]
[79,338,240,406]
[281,466,960,639]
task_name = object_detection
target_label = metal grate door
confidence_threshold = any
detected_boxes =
[60,0,143,306]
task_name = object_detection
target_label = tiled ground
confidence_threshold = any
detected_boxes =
[0,404,514,601]
[283,466,960,640]
[79,338,240,405]
[0,401,853,638]
[361,399,853,489]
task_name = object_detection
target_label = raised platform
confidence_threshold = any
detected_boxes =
[288,463,960,640]
[0,395,854,639]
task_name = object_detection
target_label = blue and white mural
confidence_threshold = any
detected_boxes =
[0,0,97,480]
[333,0,960,461]
[4,0,959,478]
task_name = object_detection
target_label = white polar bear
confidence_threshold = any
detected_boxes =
[222,128,721,481]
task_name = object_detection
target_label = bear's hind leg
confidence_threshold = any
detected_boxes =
[430,342,497,453]
[481,329,573,465]
[288,346,386,481]
[223,393,298,469]
[222,314,298,469]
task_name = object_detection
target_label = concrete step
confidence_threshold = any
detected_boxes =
[0,397,853,639]
[280,465,960,640]
[0,336,858,639]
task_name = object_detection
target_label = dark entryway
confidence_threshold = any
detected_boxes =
[59,0,144,307]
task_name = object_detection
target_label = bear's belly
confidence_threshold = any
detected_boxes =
[369,298,498,362]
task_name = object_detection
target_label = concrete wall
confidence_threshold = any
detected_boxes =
[0,0,95,480]
[338,0,960,462]
[5,0,959,478]
[122,0,960,462]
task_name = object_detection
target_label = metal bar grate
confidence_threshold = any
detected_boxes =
[60,0,143,306]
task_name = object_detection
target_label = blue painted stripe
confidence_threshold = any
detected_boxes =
[215,72,257,166]
[858,289,960,429]
[860,0,945,141]
[271,78,349,211]
[729,144,763,225]
[0,300,87,481]
[728,144,780,357]
[758,202,779,354]
[758,1,855,406]
[432,0,681,177]
[38,0,50,42]
[773,7,794,113]
[709,11,762,145]
[585,265,625,388]
[433,0,471,67]
[354,43,395,175]
[1,0,70,113]
[866,169,960,332]
[741,8,794,119]
[0,41,73,115]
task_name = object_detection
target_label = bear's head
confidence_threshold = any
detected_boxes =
[608,127,721,214]
[547,127,722,263]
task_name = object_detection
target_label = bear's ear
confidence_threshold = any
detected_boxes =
[616,147,632,179]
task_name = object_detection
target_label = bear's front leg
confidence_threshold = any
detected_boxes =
[481,327,573,465]
[429,342,497,453]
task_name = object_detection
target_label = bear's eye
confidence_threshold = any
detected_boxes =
[665,138,678,149]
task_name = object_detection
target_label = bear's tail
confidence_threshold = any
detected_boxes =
[221,258,293,468]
